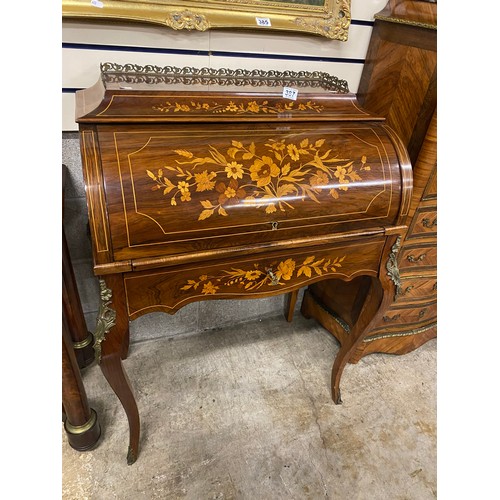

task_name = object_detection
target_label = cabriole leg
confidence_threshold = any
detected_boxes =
[100,352,140,464]
[95,274,140,464]
[330,277,383,404]
[330,235,402,404]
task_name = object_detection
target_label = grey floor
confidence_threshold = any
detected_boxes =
[62,312,437,500]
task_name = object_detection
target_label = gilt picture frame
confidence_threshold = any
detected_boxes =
[62,0,351,41]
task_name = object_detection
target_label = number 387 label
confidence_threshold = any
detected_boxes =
[255,17,272,27]
[282,87,299,101]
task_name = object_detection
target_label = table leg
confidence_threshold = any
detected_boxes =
[284,289,299,322]
[330,235,402,403]
[330,276,384,403]
[96,274,140,465]
[121,327,130,360]
[100,353,140,464]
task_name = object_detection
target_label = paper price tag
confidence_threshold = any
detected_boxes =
[282,87,298,101]
[91,0,104,7]
[256,17,272,27]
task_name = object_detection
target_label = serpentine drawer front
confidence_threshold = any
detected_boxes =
[124,239,385,318]
[76,63,412,464]
[407,207,437,239]
[399,243,437,272]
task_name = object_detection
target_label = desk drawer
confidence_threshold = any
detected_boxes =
[372,301,437,332]
[124,239,385,318]
[407,207,437,239]
[399,243,436,272]
[397,275,437,303]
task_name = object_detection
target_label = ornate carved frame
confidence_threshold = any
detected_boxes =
[62,0,351,41]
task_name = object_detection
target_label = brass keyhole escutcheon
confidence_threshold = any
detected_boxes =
[270,221,279,230]
[266,268,280,285]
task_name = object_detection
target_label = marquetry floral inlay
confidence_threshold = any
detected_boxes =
[146,138,370,220]
[152,99,323,115]
[181,254,346,293]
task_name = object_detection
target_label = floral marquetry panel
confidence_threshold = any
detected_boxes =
[78,92,370,123]
[97,122,405,261]
[151,98,325,116]
[124,239,384,318]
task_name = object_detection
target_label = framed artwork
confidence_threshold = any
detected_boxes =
[62,0,351,41]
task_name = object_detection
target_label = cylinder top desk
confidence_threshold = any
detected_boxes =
[75,63,412,463]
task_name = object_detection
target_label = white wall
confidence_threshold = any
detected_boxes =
[62,0,387,130]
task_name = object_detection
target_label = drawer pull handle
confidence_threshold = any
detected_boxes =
[422,217,437,228]
[407,253,427,262]
[266,269,280,286]
[383,314,401,322]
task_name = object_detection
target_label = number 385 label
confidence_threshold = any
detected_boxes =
[256,17,272,27]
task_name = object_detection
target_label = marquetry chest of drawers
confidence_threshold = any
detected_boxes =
[302,0,437,361]
[76,63,412,463]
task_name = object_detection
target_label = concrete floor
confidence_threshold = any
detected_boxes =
[62,313,437,499]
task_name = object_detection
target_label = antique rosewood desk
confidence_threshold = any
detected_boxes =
[76,63,412,464]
